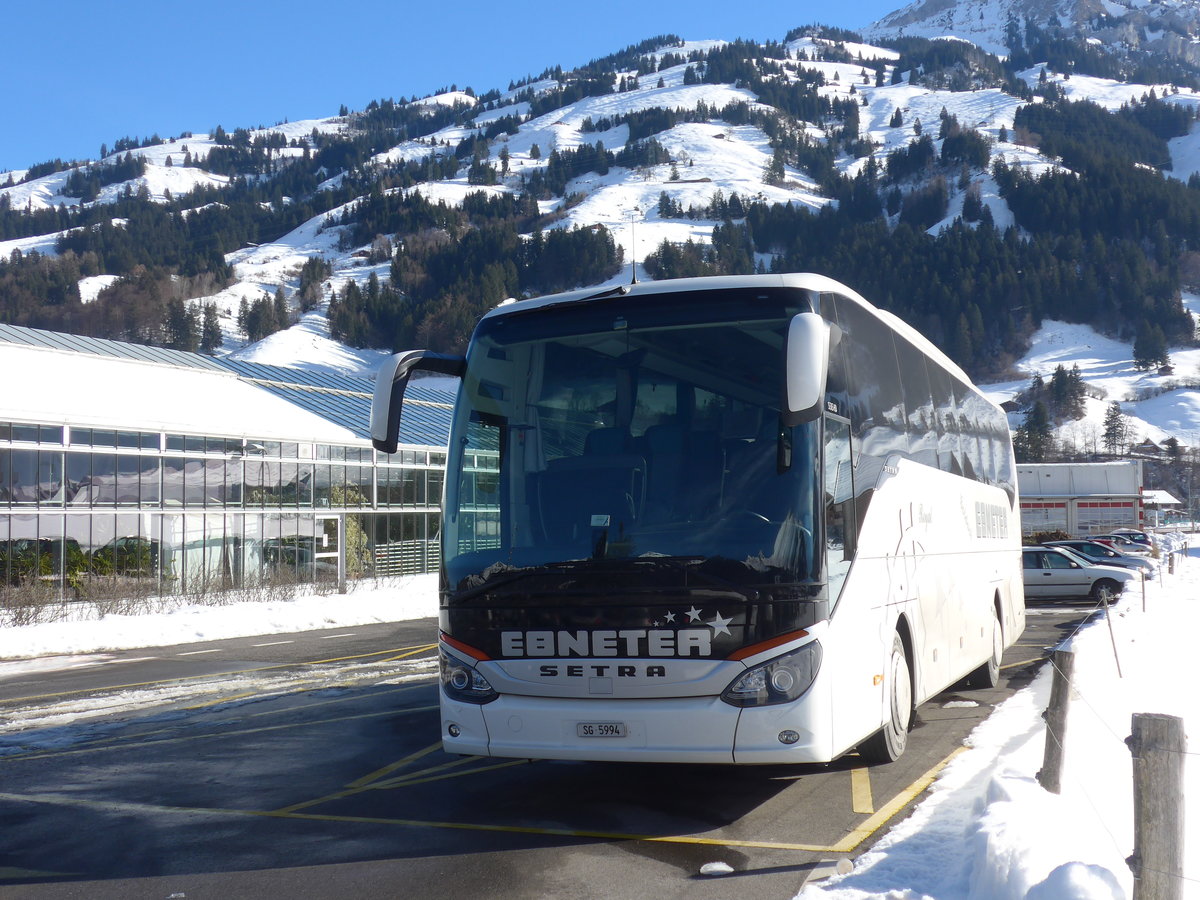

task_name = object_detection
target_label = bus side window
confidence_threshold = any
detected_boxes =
[929,365,962,475]
[893,336,937,468]
[824,416,855,604]
[824,312,851,414]
[828,294,892,537]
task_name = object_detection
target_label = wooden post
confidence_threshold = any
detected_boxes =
[1102,593,1122,679]
[1037,648,1074,794]
[1127,713,1186,900]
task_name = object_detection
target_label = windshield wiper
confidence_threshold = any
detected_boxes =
[451,561,586,604]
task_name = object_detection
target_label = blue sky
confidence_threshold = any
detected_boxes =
[1,0,902,173]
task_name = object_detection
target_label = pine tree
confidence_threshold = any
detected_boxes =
[201,304,222,354]
[763,149,786,186]
[1048,364,1085,421]
[273,287,287,330]
[1103,401,1127,455]
[165,299,198,352]
[1015,400,1052,462]
[1133,323,1170,370]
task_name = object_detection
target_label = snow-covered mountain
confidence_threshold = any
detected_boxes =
[6,11,1200,454]
[867,0,1200,66]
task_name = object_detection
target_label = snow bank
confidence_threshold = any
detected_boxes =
[0,574,437,663]
[800,548,1199,900]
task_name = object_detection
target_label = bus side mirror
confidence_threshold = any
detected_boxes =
[783,312,829,426]
[371,350,465,454]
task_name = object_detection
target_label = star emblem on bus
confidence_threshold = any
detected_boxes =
[707,612,733,636]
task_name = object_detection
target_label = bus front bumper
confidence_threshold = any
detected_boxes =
[439,693,832,764]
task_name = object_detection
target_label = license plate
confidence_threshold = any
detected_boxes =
[576,721,627,738]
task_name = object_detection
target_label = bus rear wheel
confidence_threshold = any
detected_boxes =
[859,632,912,765]
[967,608,1002,690]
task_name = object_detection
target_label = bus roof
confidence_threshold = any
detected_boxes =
[481,274,978,394]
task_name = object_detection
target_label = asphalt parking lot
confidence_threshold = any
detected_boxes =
[0,607,1088,899]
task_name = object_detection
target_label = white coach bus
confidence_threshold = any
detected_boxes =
[372,274,1024,764]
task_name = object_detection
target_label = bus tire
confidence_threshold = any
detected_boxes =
[859,632,912,765]
[967,608,1002,690]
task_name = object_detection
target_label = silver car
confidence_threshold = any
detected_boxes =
[1043,540,1157,580]
[1022,546,1137,601]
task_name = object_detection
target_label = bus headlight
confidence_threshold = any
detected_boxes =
[439,649,498,704]
[721,641,822,708]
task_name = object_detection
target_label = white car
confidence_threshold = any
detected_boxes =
[1022,546,1137,602]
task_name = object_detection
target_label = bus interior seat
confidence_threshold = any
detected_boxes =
[534,427,645,542]
[642,422,686,522]
[681,429,723,520]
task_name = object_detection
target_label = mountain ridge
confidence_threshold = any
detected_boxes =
[5,9,1200,468]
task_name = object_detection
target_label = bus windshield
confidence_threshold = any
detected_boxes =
[442,288,822,596]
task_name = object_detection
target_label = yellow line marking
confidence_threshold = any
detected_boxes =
[345,741,443,789]
[186,691,258,710]
[275,754,518,814]
[0,643,438,706]
[1000,657,1045,671]
[379,644,438,663]
[372,758,529,790]
[850,765,874,814]
[260,807,833,850]
[370,754,481,787]
[0,791,832,852]
[831,746,967,854]
[0,745,968,855]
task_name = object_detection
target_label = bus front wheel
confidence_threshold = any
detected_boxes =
[858,632,912,765]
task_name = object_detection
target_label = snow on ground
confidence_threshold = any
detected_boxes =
[250,116,349,145]
[980,309,1200,451]
[1021,69,1179,111]
[414,91,477,111]
[78,274,120,303]
[0,574,435,665]
[864,0,1017,57]
[98,160,229,205]
[787,36,900,66]
[229,307,387,377]
[0,135,230,213]
[0,229,65,260]
[554,119,828,270]
[800,545,1199,900]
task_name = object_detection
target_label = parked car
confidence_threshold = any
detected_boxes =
[1092,534,1154,556]
[1042,540,1158,580]
[90,536,162,577]
[1107,528,1152,547]
[1022,546,1137,602]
